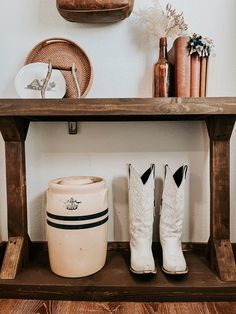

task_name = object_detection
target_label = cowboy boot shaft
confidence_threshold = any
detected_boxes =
[128,164,156,274]
[160,165,188,275]
[160,167,186,241]
[129,165,155,242]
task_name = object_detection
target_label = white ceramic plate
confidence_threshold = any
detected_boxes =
[15,62,66,99]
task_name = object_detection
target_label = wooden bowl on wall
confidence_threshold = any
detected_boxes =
[56,0,135,23]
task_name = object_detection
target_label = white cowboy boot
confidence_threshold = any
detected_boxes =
[160,165,188,275]
[128,164,156,274]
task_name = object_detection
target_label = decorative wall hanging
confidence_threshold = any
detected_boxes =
[56,0,135,23]
[25,38,93,99]
[25,38,93,134]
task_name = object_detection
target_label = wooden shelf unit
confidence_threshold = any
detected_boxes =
[0,97,236,301]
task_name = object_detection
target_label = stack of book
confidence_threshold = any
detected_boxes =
[168,36,208,97]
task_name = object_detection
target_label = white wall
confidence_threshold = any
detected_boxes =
[0,0,236,242]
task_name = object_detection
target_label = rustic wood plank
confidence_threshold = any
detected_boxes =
[209,139,230,239]
[1,300,236,314]
[0,99,236,295]
[0,237,24,280]
[206,117,236,281]
[0,117,29,142]
[0,247,236,301]
[211,302,236,314]
[0,299,52,314]
[213,240,236,282]
[0,98,236,118]
[0,118,30,279]
[0,118,29,237]
[4,142,28,238]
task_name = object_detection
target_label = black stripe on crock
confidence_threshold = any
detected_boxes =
[47,216,108,230]
[47,208,108,221]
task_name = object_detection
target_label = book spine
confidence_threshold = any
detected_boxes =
[206,54,217,96]
[190,54,201,97]
[200,57,207,97]
[175,36,191,97]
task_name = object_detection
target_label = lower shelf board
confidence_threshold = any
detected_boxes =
[0,243,236,301]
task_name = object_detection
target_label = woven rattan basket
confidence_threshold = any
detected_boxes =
[25,38,93,98]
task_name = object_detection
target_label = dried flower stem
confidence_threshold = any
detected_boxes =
[135,1,188,41]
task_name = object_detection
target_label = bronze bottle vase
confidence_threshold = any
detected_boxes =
[153,37,172,97]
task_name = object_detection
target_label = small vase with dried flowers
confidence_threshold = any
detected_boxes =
[136,1,188,97]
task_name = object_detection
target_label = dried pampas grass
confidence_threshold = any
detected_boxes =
[135,0,188,41]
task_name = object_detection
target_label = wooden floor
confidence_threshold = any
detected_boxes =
[0,300,236,313]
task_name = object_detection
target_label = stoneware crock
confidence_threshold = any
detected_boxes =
[46,176,108,278]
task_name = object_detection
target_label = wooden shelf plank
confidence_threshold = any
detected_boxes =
[0,245,236,301]
[0,98,236,119]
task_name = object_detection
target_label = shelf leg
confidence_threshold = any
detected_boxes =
[0,237,25,279]
[206,116,236,281]
[0,118,30,279]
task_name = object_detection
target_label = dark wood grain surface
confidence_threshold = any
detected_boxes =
[206,117,236,281]
[0,98,236,299]
[0,98,236,119]
[0,299,236,314]
[0,118,29,279]
[0,244,236,301]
